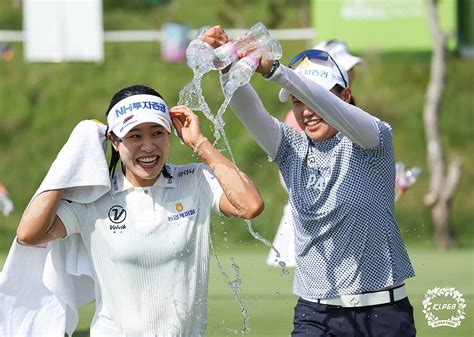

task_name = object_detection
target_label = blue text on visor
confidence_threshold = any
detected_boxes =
[288,49,348,88]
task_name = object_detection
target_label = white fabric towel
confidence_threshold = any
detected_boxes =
[34,119,110,202]
[0,119,110,336]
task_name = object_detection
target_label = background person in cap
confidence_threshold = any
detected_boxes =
[16,84,264,335]
[267,39,365,268]
[314,39,364,88]
[203,27,416,336]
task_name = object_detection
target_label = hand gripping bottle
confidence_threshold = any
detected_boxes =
[213,22,272,70]
[225,39,282,95]
[185,25,217,73]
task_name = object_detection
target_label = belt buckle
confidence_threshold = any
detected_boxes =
[349,296,360,307]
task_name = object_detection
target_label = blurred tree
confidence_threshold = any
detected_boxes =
[144,0,170,4]
[103,0,169,11]
[216,0,249,28]
[423,0,463,249]
[216,0,310,29]
[286,0,311,27]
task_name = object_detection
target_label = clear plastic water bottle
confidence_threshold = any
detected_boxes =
[185,25,217,73]
[224,39,282,95]
[213,22,272,70]
[260,39,283,60]
[225,52,260,94]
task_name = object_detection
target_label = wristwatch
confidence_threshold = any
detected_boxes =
[263,60,280,79]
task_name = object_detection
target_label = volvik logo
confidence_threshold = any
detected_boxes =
[108,205,127,224]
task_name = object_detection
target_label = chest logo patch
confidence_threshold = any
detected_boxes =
[175,202,184,212]
[108,205,127,224]
[167,199,196,223]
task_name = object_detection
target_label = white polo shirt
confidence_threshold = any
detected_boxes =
[57,163,223,336]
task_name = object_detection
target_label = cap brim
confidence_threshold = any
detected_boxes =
[339,55,363,71]
[279,79,336,103]
[112,113,172,138]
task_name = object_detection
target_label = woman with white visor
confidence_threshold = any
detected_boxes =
[16,84,264,336]
[203,26,416,336]
[267,39,365,269]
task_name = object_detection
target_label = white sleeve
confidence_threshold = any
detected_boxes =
[221,72,282,159]
[271,65,381,149]
[200,165,224,214]
[57,200,82,237]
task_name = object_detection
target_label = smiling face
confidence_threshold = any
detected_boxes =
[112,122,170,187]
[291,87,351,141]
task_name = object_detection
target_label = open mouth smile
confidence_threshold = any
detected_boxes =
[306,119,322,126]
[136,156,159,168]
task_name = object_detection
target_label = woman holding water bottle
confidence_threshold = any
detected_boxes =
[267,39,365,268]
[201,26,416,337]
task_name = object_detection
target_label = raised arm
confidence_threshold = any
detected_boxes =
[170,106,264,219]
[16,190,67,246]
[200,26,283,158]
[259,61,380,149]
[226,80,283,158]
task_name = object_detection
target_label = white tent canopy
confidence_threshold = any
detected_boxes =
[23,0,103,62]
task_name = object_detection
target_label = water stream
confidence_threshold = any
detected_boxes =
[180,52,289,334]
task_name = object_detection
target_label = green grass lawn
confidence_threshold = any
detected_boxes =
[2,245,472,336]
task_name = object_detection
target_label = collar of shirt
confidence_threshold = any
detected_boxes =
[111,165,177,194]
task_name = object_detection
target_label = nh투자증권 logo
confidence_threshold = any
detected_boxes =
[422,287,466,328]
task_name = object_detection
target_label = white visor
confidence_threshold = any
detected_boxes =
[279,57,348,102]
[107,94,171,138]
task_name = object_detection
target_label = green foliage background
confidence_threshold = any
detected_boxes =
[0,0,473,253]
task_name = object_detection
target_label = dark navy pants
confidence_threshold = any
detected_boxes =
[292,297,416,337]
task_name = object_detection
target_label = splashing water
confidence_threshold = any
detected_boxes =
[178,55,236,162]
[179,38,290,334]
[180,59,288,275]
[210,238,250,335]
[178,70,214,122]
[181,67,289,275]
[243,219,289,275]
[178,28,216,121]
[212,93,236,163]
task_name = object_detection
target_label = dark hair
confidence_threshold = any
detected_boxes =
[106,84,172,179]
[332,84,356,106]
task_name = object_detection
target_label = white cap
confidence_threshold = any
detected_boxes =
[107,94,171,138]
[313,40,363,72]
[279,57,348,102]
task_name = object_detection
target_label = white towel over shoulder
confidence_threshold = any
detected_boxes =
[0,120,110,337]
